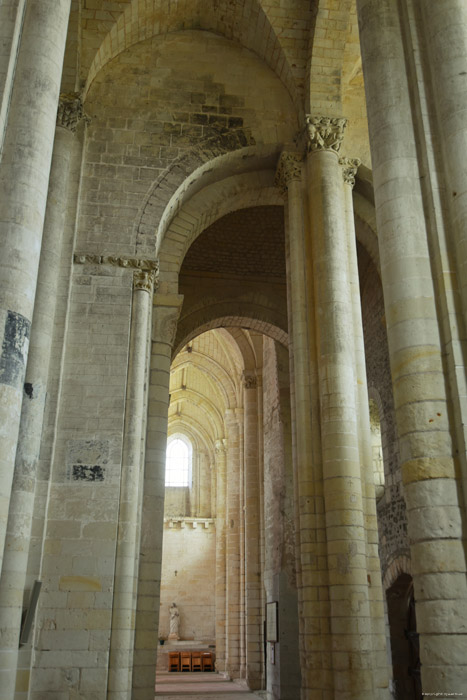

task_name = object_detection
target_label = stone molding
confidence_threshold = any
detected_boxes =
[133,269,156,293]
[305,115,347,154]
[73,253,159,272]
[339,157,361,188]
[164,517,215,530]
[275,151,302,193]
[57,93,87,132]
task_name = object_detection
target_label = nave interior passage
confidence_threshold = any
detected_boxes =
[0,1,466,699]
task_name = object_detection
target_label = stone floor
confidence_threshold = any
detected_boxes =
[155,672,263,698]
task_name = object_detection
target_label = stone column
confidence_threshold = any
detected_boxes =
[243,372,262,690]
[0,95,82,700]
[108,269,156,700]
[340,156,389,693]
[418,1,467,330]
[0,0,72,572]
[132,294,183,700]
[276,151,331,696]
[0,0,27,152]
[357,0,467,694]
[306,115,375,698]
[214,438,227,672]
[224,408,242,679]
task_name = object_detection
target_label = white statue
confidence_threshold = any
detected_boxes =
[168,602,180,639]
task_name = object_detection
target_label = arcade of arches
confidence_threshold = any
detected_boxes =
[0,1,467,699]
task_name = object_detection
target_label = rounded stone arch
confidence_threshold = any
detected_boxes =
[139,141,268,255]
[382,555,412,593]
[156,154,379,295]
[150,144,284,263]
[173,314,288,360]
[84,1,300,114]
[158,166,283,286]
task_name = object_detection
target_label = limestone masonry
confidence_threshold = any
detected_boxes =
[0,1,466,699]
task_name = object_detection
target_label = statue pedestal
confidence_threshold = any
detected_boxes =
[168,633,180,641]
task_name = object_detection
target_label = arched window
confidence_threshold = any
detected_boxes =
[165,435,192,487]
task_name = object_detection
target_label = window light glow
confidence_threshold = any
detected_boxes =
[165,436,192,487]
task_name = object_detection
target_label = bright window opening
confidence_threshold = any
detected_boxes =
[165,435,192,487]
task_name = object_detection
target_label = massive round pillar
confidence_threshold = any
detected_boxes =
[357,0,467,693]
[419,0,467,331]
[306,116,376,699]
[0,0,72,572]
[276,150,331,697]
[0,96,81,700]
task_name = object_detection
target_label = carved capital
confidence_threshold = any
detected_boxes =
[152,295,184,346]
[275,151,302,194]
[215,438,227,456]
[305,115,347,154]
[57,93,86,132]
[133,269,156,293]
[339,157,361,188]
[243,373,257,390]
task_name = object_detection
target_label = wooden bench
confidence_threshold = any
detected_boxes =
[168,652,180,672]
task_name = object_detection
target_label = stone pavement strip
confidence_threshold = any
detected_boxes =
[155,672,263,698]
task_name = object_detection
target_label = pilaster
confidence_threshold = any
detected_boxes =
[132,293,183,700]
[108,269,157,699]
[242,371,262,689]
[214,438,227,672]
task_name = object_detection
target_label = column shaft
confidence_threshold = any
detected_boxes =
[0,0,27,153]
[215,439,227,672]
[243,375,262,690]
[0,0,72,571]
[419,0,467,330]
[0,121,75,700]
[131,294,182,700]
[307,138,374,698]
[357,0,467,693]
[277,152,331,696]
[341,159,389,694]
[225,409,242,678]
[108,271,154,700]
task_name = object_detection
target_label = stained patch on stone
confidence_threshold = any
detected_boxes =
[72,464,105,481]
[24,382,33,399]
[0,311,30,388]
[66,438,110,482]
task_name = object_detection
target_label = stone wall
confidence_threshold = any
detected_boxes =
[158,521,216,643]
